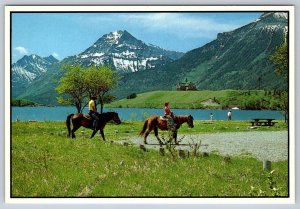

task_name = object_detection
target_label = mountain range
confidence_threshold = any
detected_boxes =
[12,55,59,97]
[12,12,288,105]
[113,12,288,98]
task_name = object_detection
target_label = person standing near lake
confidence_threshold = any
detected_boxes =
[89,96,99,131]
[227,110,232,121]
[210,113,214,121]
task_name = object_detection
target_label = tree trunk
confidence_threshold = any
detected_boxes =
[76,105,81,113]
[75,102,81,113]
[99,93,105,113]
[100,103,104,114]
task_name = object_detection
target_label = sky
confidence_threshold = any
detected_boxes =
[11,12,262,63]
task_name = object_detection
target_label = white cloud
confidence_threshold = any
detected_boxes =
[52,52,59,58]
[14,46,28,55]
[117,13,240,38]
[72,13,241,39]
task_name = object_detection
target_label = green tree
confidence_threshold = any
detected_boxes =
[270,42,288,81]
[85,66,118,113]
[270,42,289,122]
[56,65,88,113]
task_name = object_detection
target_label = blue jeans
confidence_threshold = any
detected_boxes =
[89,111,99,130]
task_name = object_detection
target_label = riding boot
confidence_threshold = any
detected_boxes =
[94,119,99,131]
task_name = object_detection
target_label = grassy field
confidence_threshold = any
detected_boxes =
[107,90,227,109]
[11,121,288,197]
[106,90,283,110]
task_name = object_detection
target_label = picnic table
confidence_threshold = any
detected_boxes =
[250,118,277,126]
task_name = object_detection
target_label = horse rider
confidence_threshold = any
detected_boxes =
[164,102,175,130]
[89,95,99,131]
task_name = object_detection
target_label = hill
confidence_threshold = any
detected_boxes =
[106,90,283,110]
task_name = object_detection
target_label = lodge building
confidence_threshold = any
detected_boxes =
[176,79,197,91]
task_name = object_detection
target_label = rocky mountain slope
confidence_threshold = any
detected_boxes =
[12,55,58,97]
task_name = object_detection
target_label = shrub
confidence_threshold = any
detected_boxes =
[127,93,137,99]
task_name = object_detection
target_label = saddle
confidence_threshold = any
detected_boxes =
[83,114,93,120]
[159,116,168,121]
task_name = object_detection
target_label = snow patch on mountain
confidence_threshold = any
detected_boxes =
[81,52,105,59]
[260,12,288,20]
[12,66,37,82]
[106,31,122,44]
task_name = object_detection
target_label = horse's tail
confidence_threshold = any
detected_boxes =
[66,114,74,137]
[139,119,148,136]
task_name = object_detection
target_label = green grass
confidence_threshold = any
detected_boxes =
[107,90,226,109]
[11,121,288,197]
[106,90,283,110]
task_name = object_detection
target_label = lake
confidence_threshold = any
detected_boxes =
[11,106,285,121]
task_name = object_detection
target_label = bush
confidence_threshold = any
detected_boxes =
[12,99,36,106]
[127,93,137,99]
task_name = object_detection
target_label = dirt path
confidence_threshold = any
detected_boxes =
[119,131,288,161]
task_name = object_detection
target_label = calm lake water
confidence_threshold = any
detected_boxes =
[11,106,285,121]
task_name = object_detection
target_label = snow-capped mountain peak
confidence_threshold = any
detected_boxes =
[105,30,124,44]
[95,30,136,47]
[67,30,184,73]
[252,12,288,35]
[12,54,59,96]
[260,12,288,20]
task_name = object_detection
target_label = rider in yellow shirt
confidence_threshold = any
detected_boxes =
[89,96,99,131]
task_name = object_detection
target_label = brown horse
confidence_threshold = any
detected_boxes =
[66,112,121,140]
[140,115,194,145]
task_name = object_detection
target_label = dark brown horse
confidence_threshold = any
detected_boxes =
[66,112,121,140]
[140,115,194,145]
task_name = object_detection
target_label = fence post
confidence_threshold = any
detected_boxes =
[178,149,186,158]
[140,144,147,152]
[263,160,272,171]
[159,147,165,156]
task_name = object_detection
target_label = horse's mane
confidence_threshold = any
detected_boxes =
[175,115,190,120]
[98,112,117,118]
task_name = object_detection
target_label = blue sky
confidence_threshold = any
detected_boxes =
[12,12,262,63]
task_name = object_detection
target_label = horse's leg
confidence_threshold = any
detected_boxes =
[154,127,163,145]
[71,124,80,138]
[173,130,178,144]
[90,130,98,139]
[144,130,150,144]
[100,129,105,141]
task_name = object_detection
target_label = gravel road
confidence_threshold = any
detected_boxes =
[125,131,288,162]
